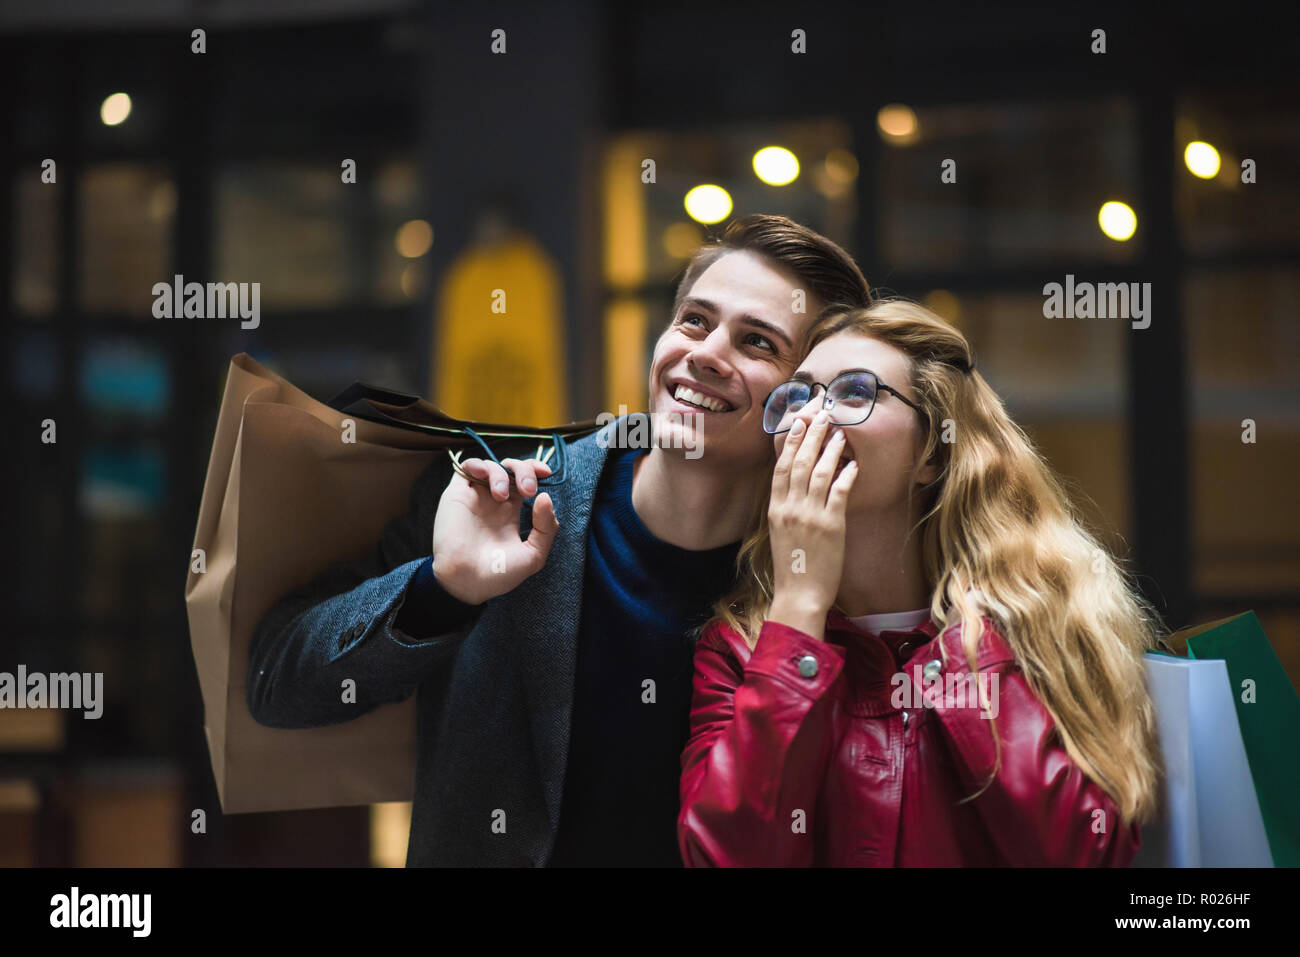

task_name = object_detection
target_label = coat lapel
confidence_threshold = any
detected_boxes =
[514,417,620,831]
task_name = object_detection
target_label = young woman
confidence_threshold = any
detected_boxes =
[677,298,1163,867]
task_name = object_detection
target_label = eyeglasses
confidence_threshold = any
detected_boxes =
[762,370,927,434]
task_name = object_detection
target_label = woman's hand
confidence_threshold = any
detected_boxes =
[767,411,858,640]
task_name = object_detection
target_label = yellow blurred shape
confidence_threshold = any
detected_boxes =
[370,801,411,868]
[605,297,649,414]
[684,184,732,224]
[924,289,962,326]
[1184,141,1221,179]
[753,146,799,186]
[877,104,918,145]
[662,221,702,259]
[100,92,131,126]
[434,232,566,426]
[1098,200,1137,241]
[604,137,648,291]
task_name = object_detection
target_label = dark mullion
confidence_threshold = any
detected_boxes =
[0,40,18,649]
[852,107,882,297]
[170,39,222,868]
[1129,92,1192,632]
[59,42,87,671]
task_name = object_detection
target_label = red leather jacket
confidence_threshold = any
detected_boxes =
[678,609,1140,866]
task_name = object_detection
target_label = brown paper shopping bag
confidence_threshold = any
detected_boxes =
[186,353,595,814]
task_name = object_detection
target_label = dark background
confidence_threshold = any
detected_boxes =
[1,0,1297,865]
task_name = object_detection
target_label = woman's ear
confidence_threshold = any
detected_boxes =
[914,453,939,487]
[913,432,940,487]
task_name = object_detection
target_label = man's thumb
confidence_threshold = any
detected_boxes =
[525,492,560,555]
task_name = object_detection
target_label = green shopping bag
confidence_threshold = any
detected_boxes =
[1170,611,1300,867]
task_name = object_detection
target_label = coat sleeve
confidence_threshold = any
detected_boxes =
[677,619,845,867]
[927,629,1141,867]
[245,450,486,729]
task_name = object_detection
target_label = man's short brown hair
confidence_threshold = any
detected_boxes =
[671,214,871,328]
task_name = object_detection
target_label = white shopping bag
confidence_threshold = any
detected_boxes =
[1131,652,1273,867]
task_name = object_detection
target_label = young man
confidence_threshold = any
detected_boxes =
[246,213,870,866]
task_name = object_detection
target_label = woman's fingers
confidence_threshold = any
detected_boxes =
[807,427,846,503]
[827,458,859,512]
[789,411,832,496]
[770,417,804,501]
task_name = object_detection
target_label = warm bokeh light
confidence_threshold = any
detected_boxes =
[1098,201,1138,241]
[823,149,859,185]
[752,146,800,186]
[1184,141,1221,179]
[100,92,132,126]
[813,148,859,199]
[395,219,434,258]
[877,104,919,145]
[662,221,703,259]
[400,263,424,298]
[148,181,176,223]
[684,184,732,224]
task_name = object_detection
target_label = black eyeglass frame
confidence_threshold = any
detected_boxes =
[761,370,929,434]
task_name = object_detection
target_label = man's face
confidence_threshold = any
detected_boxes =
[647,249,824,468]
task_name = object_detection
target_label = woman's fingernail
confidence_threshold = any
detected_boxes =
[494,481,507,494]
[790,420,805,435]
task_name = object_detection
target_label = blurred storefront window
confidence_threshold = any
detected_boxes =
[1176,96,1300,256]
[12,172,58,316]
[78,163,174,315]
[935,288,1131,556]
[879,99,1140,269]
[374,158,424,305]
[1186,267,1300,597]
[216,163,351,309]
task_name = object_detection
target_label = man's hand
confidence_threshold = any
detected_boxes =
[430,456,560,606]
[767,411,858,640]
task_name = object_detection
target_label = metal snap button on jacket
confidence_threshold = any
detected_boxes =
[796,655,819,678]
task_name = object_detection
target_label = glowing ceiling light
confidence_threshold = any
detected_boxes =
[100,92,132,126]
[1184,141,1221,179]
[752,146,800,186]
[684,184,732,225]
[1098,201,1137,241]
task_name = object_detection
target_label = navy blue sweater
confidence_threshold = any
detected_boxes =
[395,446,740,866]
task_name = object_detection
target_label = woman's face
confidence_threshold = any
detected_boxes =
[774,331,937,513]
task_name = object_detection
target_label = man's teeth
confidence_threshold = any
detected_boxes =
[673,385,730,412]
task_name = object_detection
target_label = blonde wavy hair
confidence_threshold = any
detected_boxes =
[711,297,1164,826]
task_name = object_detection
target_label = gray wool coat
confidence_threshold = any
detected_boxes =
[246,420,628,866]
